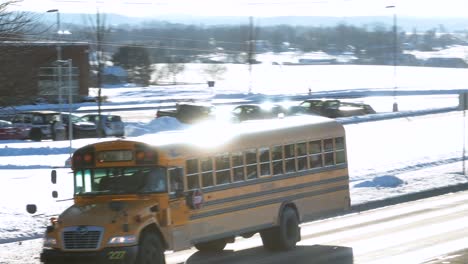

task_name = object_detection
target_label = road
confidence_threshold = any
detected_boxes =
[164,189,468,264]
[3,190,468,264]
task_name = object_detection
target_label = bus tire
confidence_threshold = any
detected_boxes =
[30,128,43,141]
[194,239,227,252]
[136,232,166,264]
[260,207,300,251]
[260,226,279,250]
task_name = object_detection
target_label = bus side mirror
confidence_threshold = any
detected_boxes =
[51,170,57,184]
[26,204,37,214]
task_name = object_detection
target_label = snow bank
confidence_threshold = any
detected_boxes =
[125,116,188,137]
[354,175,405,188]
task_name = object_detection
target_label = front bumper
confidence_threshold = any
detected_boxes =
[40,246,138,264]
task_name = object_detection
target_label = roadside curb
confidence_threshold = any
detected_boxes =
[338,106,458,125]
[351,182,468,213]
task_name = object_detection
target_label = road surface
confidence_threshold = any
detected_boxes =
[2,190,468,264]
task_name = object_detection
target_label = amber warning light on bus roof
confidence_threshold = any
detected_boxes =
[136,150,157,164]
[72,148,95,168]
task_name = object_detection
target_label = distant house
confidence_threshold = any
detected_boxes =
[0,41,90,105]
[296,52,336,65]
[102,66,128,84]
[423,57,468,68]
[298,57,337,65]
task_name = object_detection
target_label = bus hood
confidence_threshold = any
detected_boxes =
[58,200,151,226]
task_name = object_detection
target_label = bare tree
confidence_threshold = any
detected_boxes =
[112,45,152,86]
[0,0,39,41]
[166,60,185,85]
[202,64,227,82]
[151,64,169,85]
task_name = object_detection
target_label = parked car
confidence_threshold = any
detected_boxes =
[231,103,307,122]
[81,114,125,137]
[10,111,65,141]
[61,114,97,139]
[299,99,376,118]
[0,120,26,140]
[155,103,216,124]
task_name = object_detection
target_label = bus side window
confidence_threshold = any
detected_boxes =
[259,147,271,176]
[323,138,334,166]
[271,145,283,175]
[186,159,200,190]
[201,157,214,187]
[296,142,307,171]
[169,167,184,194]
[231,152,245,182]
[309,140,323,168]
[284,144,296,173]
[245,149,258,180]
[215,154,231,185]
[335,137,346,164]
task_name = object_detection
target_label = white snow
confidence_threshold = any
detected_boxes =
[1,63,468,248]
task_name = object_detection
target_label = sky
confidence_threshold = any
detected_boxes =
[10,0,468,18]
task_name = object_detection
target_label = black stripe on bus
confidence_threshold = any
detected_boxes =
[203,175,348,207]
[190,185,349,220]
[201,163,348,194]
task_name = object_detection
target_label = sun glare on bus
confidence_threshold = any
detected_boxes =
[188,121,236,147]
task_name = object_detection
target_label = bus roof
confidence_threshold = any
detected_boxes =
[81,115,345,160]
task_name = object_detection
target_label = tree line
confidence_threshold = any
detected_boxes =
[92,22,466,62]
[103,21,466,85]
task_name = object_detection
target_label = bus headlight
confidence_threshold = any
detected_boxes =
[108,235,137,245]
[43,237,57,247]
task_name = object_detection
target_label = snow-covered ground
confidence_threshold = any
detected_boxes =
[1,64,468,251]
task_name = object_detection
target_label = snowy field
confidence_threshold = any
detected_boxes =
[1,64,468,252]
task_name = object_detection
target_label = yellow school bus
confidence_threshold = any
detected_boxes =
[40,115,350,264]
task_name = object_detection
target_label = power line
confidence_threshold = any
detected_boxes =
[0,35,252,54]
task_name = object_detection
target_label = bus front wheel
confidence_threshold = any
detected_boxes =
[260,207,300,251]
[136,232,166,264]
[194,239,227,252]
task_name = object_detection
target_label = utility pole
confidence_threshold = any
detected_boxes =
[94,9,105,137]
[248,16,254,94]
[386,5,398,112]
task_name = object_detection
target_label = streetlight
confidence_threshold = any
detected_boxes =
[46,9,63,108]
[65,59,73,158]
[55,59,73,159]
[386,5,398,112]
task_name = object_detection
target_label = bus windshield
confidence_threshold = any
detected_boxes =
[74,167,167,195]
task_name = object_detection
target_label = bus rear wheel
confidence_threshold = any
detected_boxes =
[136,232,166,264]
[194,239,227,252]
[260,207,300,251]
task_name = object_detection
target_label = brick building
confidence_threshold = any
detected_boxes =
[0,41,90,105]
